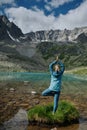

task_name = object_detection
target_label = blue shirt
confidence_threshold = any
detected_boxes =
[49,60,65,92]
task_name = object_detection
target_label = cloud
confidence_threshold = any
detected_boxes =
[31,6,40,11]
[45,0,74,10]
[0,0,15,6]
[5,7,55,33]
[53,0,87,29]
[5,0,87,33]
[45,5,52,11]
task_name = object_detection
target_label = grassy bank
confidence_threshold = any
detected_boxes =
[65,67,87,75]
[28,100,79,126]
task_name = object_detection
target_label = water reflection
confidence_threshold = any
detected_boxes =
[79,118,87,130]
[0,107,87,130]
[2,109,87,130]
[0,72,87,82]
[28,124,79,130]
[2,115,87,130]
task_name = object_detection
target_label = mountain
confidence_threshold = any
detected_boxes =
[0,15,87,72]
[0,15,24,42]
[19,26,87,70]
[1,15,87,44]
[26,27,87,43]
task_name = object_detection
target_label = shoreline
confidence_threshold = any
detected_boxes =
[0,81,87,125]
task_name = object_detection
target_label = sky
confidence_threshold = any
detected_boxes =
[0,0,87,33]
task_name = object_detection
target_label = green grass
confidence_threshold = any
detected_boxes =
[37,41,87,69]
[73,68,87,75]
[65,67,87,75]
[27,100,79,126]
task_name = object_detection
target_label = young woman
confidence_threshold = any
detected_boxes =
[42,56,65,113]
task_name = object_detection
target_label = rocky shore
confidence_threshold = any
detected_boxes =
[0,81,52,124]
[0,81,87,126]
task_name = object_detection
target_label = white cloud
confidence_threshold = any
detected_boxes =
[5,0,87,33]
[0,0,15,5]
[45,0,74,9]
[45,5,52,11]
[5,7,55,33]
[53,0,87,29]
[31,6,40,11]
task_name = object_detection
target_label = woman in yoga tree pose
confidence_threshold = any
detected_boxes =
[42,56,65,114]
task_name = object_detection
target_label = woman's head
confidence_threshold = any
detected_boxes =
[54,64,60,71]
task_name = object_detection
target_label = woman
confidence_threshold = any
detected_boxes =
[42,56,65,113]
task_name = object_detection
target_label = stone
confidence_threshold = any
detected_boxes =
[24,81,29,86]
[10,88,15,92]
[20,103,29,108]
[51,127,57,130]
[3,108,28,130]
[31,91,37,95]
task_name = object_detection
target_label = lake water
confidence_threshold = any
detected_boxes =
[0,72,87,82]
[0,72,87,130]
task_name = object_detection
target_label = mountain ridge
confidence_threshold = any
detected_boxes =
[1,15,87,43]
[26,27,87,43]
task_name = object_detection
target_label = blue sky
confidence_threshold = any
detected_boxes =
[0,0,87,33]
[15,0,83,16]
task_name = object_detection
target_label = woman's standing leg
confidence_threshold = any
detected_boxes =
[53,91,60,113]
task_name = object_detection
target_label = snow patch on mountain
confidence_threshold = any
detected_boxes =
[7,30,20,42]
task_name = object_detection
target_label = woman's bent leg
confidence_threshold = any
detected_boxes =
[42,88,54,96]
[53,91,60,113]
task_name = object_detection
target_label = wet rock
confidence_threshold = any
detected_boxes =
[10,88,15,92]
[34,100,39,104]
[0,124,5,130]
[4,108,28,130]
[20,103,29,108]
[31,91,37,95]
[50,127,57,130]
[24,81,29,86]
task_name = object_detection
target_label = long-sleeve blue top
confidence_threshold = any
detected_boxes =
[49,60,65,92]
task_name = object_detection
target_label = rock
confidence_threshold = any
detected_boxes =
[10,88,15,92]
[51,127,57,130]
[0,124,5,130]
[4,108,28,130]
[0,15,23,41]
[20,103,29,108]
[31,91,37,95]
[24,81,29,86]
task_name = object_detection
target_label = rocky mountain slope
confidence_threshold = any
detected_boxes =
[0,15,24,42]
[0,15,87,72]
[26,27,87,43]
